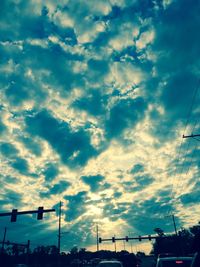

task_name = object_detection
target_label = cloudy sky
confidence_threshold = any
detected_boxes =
[0,0,200,253]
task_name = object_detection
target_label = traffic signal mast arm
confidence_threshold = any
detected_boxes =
[99,235,157,243]
[0,208,55,216]
[0,207,55,222]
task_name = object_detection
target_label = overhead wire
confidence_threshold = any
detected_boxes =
[175,120,199,198]
[174,82,200,202]
[166,79,200,217]
[183,79,200,134]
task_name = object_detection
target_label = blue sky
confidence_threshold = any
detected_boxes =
[0,0,200,253]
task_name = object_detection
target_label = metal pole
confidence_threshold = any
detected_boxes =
[96,224,99,251]
[1,227,7,254]
[114,235,117,252]
[58,201,62,254]
[26,240,30,265]
[172,214,178,236]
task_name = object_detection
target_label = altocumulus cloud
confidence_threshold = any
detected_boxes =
[25,109,97,168]
[0,0,200,252]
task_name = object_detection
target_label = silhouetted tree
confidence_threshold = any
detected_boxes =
[154,228,165,237]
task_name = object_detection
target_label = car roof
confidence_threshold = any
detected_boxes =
[99,261,122,264]
[158,257,193,261]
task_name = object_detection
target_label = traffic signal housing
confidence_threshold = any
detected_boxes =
[125,236,129,242]
[148,235,152,241]
[37,207,44,220]
[112,237,115,242]
[11,209,18,222]
[138,235,142,241]
[99,238,102,243]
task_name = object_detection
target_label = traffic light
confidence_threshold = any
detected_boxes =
[11,209,18,222]
[112,237,115,242]
[138,236,142,241]
[148,235,151,241]
[125,236,129,242]
[99,238,102,243]
[37,207,44,220]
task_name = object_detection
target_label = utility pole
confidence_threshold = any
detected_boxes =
[1,227,7,254]
[165,214,178,236]
[26,240,30,265]
[172,214,178,236]
[58,201,62,254]
[96,224,99,251]
[129,232,133,253]
[114,235,116,252]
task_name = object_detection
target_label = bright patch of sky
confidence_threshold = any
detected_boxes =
[0,0,200,254]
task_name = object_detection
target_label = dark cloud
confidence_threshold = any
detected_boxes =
[25,110,97,168]
[180,189,200,206]
[40,180,71,198]
[5,77,31,106]
[105,97,147,139]
[81,174,104,192]
[11,157,30,175]
[102,182,112,190]
[20,137,42,156]
[72,89,107,116]
[0,40,84,108]
[148,0,200,142]
[130,163,145,174]
[64,191,88,221]
[161,71,198,121]
[0,189,23,210]
[111,46,152,74]
[153,0,200,74]
[0,142,19,158]
[50,180,70,195]
[0,51,47,107]
[0,119,7,135]
[87,59,109,81]
[21,42,84,93]
[103,202,128,222]
[3,175,18,184]
[42,163,59,182]
[134,174,154,188]
[122,174,154,193]
[123,197,178,234]
[113,191,122,198]
[122,181,137,193]
[0,1,75,43]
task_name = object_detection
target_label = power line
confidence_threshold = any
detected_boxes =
[183,79,200,134]
[58,201,62,254]
[167,79,200,215]
[173,121,197,200]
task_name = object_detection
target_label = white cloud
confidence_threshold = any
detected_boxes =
[136,29,155,50]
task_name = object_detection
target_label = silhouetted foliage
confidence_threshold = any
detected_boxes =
[151,224,200,257]
[154,228,165,237]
